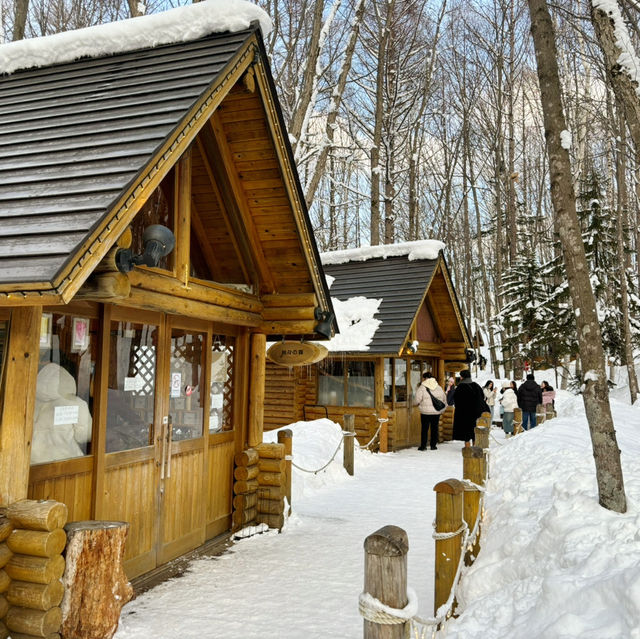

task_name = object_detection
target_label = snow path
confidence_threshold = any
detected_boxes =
[115,435,465,638]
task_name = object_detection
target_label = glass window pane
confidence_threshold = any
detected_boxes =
[318,360,345,406]
[210,334,235,433]
[170,330,205,440]
[32,313,97,464]
[346,361,375,407]
[106,321,157,453]
[383,358,393,403]
[394,359,407,403]
[409,360,422,395]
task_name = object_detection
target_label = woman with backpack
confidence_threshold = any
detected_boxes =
[414,372,447,450]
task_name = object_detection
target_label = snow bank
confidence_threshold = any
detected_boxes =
[0,0,271,75]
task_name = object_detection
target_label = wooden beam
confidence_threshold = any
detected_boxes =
[195,136,254,286]
[0,306,41,505]
[261,293,317,308]
[258,320,318,335]
[190,200,222,278]
[174,150,192,287]
[207,114,276,294]
[247,333,266,448]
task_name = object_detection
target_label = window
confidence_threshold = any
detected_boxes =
[106,321,158,453]
[346,361,375,407]
[318,360,375,407]
[318,360,345,406]
[32,313,97,464]
[210,334,235,433]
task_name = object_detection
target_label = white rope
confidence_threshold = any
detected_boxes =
[290,435,344,474]
[355,421,383,450]
[432,520,468,541]
[358,587,419,625]
[461,478,486,492]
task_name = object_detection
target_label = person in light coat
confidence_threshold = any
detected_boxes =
[499,382,518,437]
[483,380,497,423]
[414,372,447,450]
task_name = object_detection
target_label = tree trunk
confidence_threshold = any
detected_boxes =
[528,0,626,513]
[61,522,133,639]
[12,0,29,41]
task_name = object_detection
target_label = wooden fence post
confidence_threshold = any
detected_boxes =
[378,409,388,454]
[545,405,554,421]
[474,426,489,449]
[462,447,486,563]
[277,429,293,514]
[536,404,545,426]
[363,525,408,639]
[343,415,355,476]
[433,479,464,615]
[513,408,522,435]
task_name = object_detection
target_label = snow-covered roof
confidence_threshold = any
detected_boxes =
[320,295,382,352]
[0,0,272,76]
[320,240,445,266]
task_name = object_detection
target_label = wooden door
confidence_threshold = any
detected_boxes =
[156,317,209,564]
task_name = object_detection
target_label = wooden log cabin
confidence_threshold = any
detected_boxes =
[0,7,335,579]
[264,243,473,449]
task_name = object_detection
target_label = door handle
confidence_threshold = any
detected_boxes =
[160,416,168,479]
[166,415,173,479]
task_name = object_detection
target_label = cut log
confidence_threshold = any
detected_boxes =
[257,472,283,487]
[256,513,284,530]
[7,633,59,639]
[5,606,62,637]
[257,458,286,473]
[0,569,9,593]
[257,486,283,500]
[61,521,132,639]
[6,555,65,585]
[0,518,12,543]
[0,542,11,569]
[255,443,285,459]
[232,493,258,511]
[7,580,64,611]
[233,449,259,467]
[233,479,259,495]
[231,506,257,528]
[6,501,68,533]
[0,620,7,639]
[233,465,259,481]
[0,593,8,617]
[8,529,67,558]
[257,497,284,516]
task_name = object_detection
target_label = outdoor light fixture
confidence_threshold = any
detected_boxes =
[115,224,176,273]
[314,308,335,339]
[465,348,476,363]
[405,340,419,355]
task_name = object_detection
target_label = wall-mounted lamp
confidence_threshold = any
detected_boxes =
[115,224,176,273]
[465,348,476,363]
[405,340,419,355]
[314,308,335,339]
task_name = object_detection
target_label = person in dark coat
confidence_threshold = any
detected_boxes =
[452,369,486,444]
[517,373,542,431]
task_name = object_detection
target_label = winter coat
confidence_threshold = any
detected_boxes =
[542,389,556,406]
[517,379,542,412]
[446,384,456,406]
[414,379,447,415]
[452,379,486,442]
[500,388,518,413]
[483,387,496,407]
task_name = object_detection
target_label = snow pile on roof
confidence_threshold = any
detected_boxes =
[321,240,445,265]
[322,296,382,351]
[0,0,271,75]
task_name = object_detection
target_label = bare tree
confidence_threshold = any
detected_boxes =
[12,0,29,40]
[528,0,626,513]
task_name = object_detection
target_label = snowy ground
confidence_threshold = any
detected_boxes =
[114,382,640,639]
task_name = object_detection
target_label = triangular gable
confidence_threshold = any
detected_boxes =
[0,6,331,321]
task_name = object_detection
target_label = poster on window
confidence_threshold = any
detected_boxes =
[170,372,182,398]
[71,317,90,352]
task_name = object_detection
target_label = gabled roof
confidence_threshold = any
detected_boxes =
[321,243,471,355]
[0,4,332,321]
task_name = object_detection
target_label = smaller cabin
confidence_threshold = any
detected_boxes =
[264,242,473,450]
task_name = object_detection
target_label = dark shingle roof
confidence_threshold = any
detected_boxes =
[323,254,438,354]
[0,29,253,285]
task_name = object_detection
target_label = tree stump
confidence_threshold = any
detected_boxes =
[60,522,132,639]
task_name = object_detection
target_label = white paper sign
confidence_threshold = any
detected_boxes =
[54,405,79,425]
[124,376,144,392]
[170,373,182,398]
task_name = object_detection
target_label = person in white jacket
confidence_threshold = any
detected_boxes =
[499,382,519,437]
[413,372,447,450]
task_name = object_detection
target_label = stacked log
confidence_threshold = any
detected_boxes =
[536,403,546,426]
[232,448,259,530]
[256,443,286,530]
[4,500,67,639]
[0,513,13,639]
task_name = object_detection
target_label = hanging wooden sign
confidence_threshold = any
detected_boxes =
[266,341,328,367]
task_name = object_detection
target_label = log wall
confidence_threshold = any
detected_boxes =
[263,362,315,431]
[3,500,67,639]
[255,443,286,530]
[232,448,259,531]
